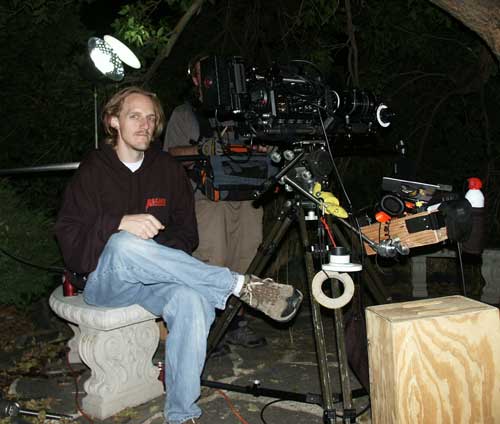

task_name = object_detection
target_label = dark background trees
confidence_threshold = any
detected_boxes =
[1,0,499,304]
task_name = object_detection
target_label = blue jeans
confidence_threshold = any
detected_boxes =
[83,231,239,424]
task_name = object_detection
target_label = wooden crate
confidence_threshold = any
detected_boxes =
[366,296,500,424]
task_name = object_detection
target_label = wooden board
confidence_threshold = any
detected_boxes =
[360,210,448,255]
[366,296,500,424]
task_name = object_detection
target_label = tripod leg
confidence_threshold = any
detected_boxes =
[206,203,297,354]
[297,211,337,423]
[331,280,356,422]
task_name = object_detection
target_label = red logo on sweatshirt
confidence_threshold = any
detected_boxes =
[145,197,167,211]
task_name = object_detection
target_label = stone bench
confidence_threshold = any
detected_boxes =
[49,286,164,419]
[410,248,500,304]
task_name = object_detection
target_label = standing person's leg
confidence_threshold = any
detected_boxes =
[226,200,263,273]
[194,200,267,348]
[224,201,267,348]
[193,199,263,273]
[191,199,233,355]
[192,198,228,267]
[139,284,215,424]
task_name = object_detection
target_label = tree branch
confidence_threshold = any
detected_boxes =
[428,0,500,60]
[142,0,207,85]
[345,0,359,86]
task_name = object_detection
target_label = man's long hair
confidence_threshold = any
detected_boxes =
[102,86,166,146]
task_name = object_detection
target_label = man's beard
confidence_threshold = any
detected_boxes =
[133,132,152,150]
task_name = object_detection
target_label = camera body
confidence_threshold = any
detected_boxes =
[198,56,393,143]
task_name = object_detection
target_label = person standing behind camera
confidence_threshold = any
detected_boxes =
[163,58,267,351]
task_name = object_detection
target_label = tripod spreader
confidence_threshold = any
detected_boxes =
[201,379,367,406]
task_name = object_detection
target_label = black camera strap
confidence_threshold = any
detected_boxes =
[405,211,446,233]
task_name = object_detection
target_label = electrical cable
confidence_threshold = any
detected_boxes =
[259,398,286,424]
[260,396,371,423]
[0,246,64,273]
[320,216,337,247]
[215,389,250,424]
[456,242,467,296]
[318,112,353,213]
[65,350,94,423]
[352,214,365,268]
[278,60,326,103]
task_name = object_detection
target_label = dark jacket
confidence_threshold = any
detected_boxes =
[55,142,198,274]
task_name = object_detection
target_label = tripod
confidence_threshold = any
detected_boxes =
[203,195,391,423]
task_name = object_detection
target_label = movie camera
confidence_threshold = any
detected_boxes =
[198,55,394,144]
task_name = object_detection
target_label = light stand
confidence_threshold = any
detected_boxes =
[94,85,98,149]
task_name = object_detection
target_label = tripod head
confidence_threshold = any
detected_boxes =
[254,142,411,259]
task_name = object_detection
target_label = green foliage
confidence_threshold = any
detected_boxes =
[111,0,187,61]
[0,181,61,307]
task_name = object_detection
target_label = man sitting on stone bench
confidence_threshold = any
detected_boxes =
[54,86,302,424]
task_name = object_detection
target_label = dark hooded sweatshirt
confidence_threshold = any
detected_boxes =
[55,142,198,275]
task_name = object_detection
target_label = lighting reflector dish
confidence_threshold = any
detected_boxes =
[104,35,141,69]
[88,37,124,81]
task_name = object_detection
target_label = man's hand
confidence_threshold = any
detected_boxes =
[118,214,165,239]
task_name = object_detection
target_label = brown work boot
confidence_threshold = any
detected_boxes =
[239,275,303,322]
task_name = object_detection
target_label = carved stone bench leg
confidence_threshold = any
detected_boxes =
[78,320,164,420]
[67,323,82,364]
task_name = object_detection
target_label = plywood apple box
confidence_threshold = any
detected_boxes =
[366,296,500,424]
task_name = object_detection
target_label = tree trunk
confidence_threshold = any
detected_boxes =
[429,0,500,60]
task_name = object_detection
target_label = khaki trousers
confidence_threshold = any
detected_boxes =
[193,199,263,274]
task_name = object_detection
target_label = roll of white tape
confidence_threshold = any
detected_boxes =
[311,271,355,309]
